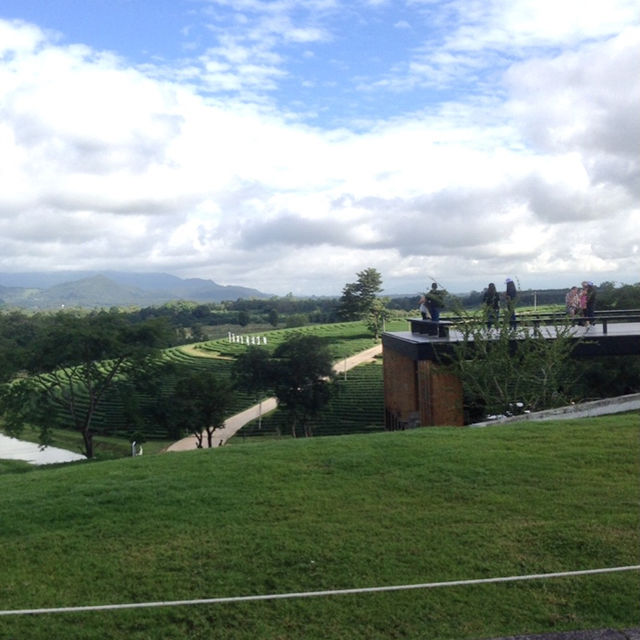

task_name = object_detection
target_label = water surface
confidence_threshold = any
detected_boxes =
[0,433,85,465]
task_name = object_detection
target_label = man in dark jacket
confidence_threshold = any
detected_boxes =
[425,283,445,322]
[505,278,517,329]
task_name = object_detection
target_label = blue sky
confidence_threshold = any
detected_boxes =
[1,1,462,126]
[0,1,638,295]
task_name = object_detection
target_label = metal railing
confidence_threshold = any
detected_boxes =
[418,309,640,336]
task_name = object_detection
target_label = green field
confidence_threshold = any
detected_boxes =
[196,318,406,360]
[239,359,385,439]
[1,414,638,639]
[18,320,406,446]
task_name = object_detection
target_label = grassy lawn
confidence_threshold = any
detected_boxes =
[1,414,638,639]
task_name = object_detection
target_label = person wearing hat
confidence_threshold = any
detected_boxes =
[505,278,517,328]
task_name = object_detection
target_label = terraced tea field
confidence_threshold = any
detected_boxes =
[31,320,404,445]
[238,360,385,439]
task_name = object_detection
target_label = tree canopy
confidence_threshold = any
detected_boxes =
[338,267,383,321]
[0,312,172,458]
[172,370,234,448]
[445,314,579,421]
[271,334,335,437]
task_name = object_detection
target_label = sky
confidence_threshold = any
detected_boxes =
[0,0,638,296]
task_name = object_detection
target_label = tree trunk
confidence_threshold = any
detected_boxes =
[83,430,94,459]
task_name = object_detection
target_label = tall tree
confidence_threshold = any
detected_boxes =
[338,267,383,320]
[271,334,334,437]
[1,312,171,458]
[365,297,391,340]
[171,371,234,448]
[268,308,279,327]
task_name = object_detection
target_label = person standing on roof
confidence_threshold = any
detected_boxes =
[483,282,500,328]
[565,286,580,320]
[505,278,517,329]
[585,281,597,326]
[425,282,445,323]
[418,292,429,320]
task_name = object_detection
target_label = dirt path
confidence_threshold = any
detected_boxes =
[176,344,233,359]
[165,344,382,452]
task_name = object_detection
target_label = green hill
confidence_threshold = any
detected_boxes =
[1,416,638,639]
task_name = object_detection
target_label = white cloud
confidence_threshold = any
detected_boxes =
[0,9,638,294]
[390,0,640,93]
[0,18,45,55]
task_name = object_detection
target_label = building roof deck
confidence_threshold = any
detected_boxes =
[383,316,640,360]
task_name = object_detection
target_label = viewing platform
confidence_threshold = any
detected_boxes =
[382,310,640,430]
[389,311,640,360]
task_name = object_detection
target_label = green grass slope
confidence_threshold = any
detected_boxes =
[1,416,638,640]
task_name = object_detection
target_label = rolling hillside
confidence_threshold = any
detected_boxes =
[1,416,638,639]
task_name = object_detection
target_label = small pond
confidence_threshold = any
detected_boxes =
[0,433,85,465]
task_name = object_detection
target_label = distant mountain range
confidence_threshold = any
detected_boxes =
[0,271,271,310]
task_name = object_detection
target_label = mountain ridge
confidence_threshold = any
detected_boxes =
[0,271,271,309]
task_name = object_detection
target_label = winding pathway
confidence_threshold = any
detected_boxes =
[165,344,382,452]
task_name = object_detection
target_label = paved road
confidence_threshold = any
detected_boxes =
[165,344,382,451]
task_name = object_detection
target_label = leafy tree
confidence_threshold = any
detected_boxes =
[271,334,334,437]
[445,314,579,420]
[113,359,182,440]
[190,323,206,342]
[572,356,640,398]
[268,308,279,327]
[285,313,308,328]
[238,310,250,327]
[597,282,640,310]
[0,377,53,447]
[338,268,383,320]
[171,371,234,448]
[1,312,171,458]
[233,346,273,429]
[366,298,391,340]
[337,282,361,321]
[0,311,44,383]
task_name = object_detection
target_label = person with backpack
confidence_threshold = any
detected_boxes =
[482,282,500,328]
[425,282,445,322]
